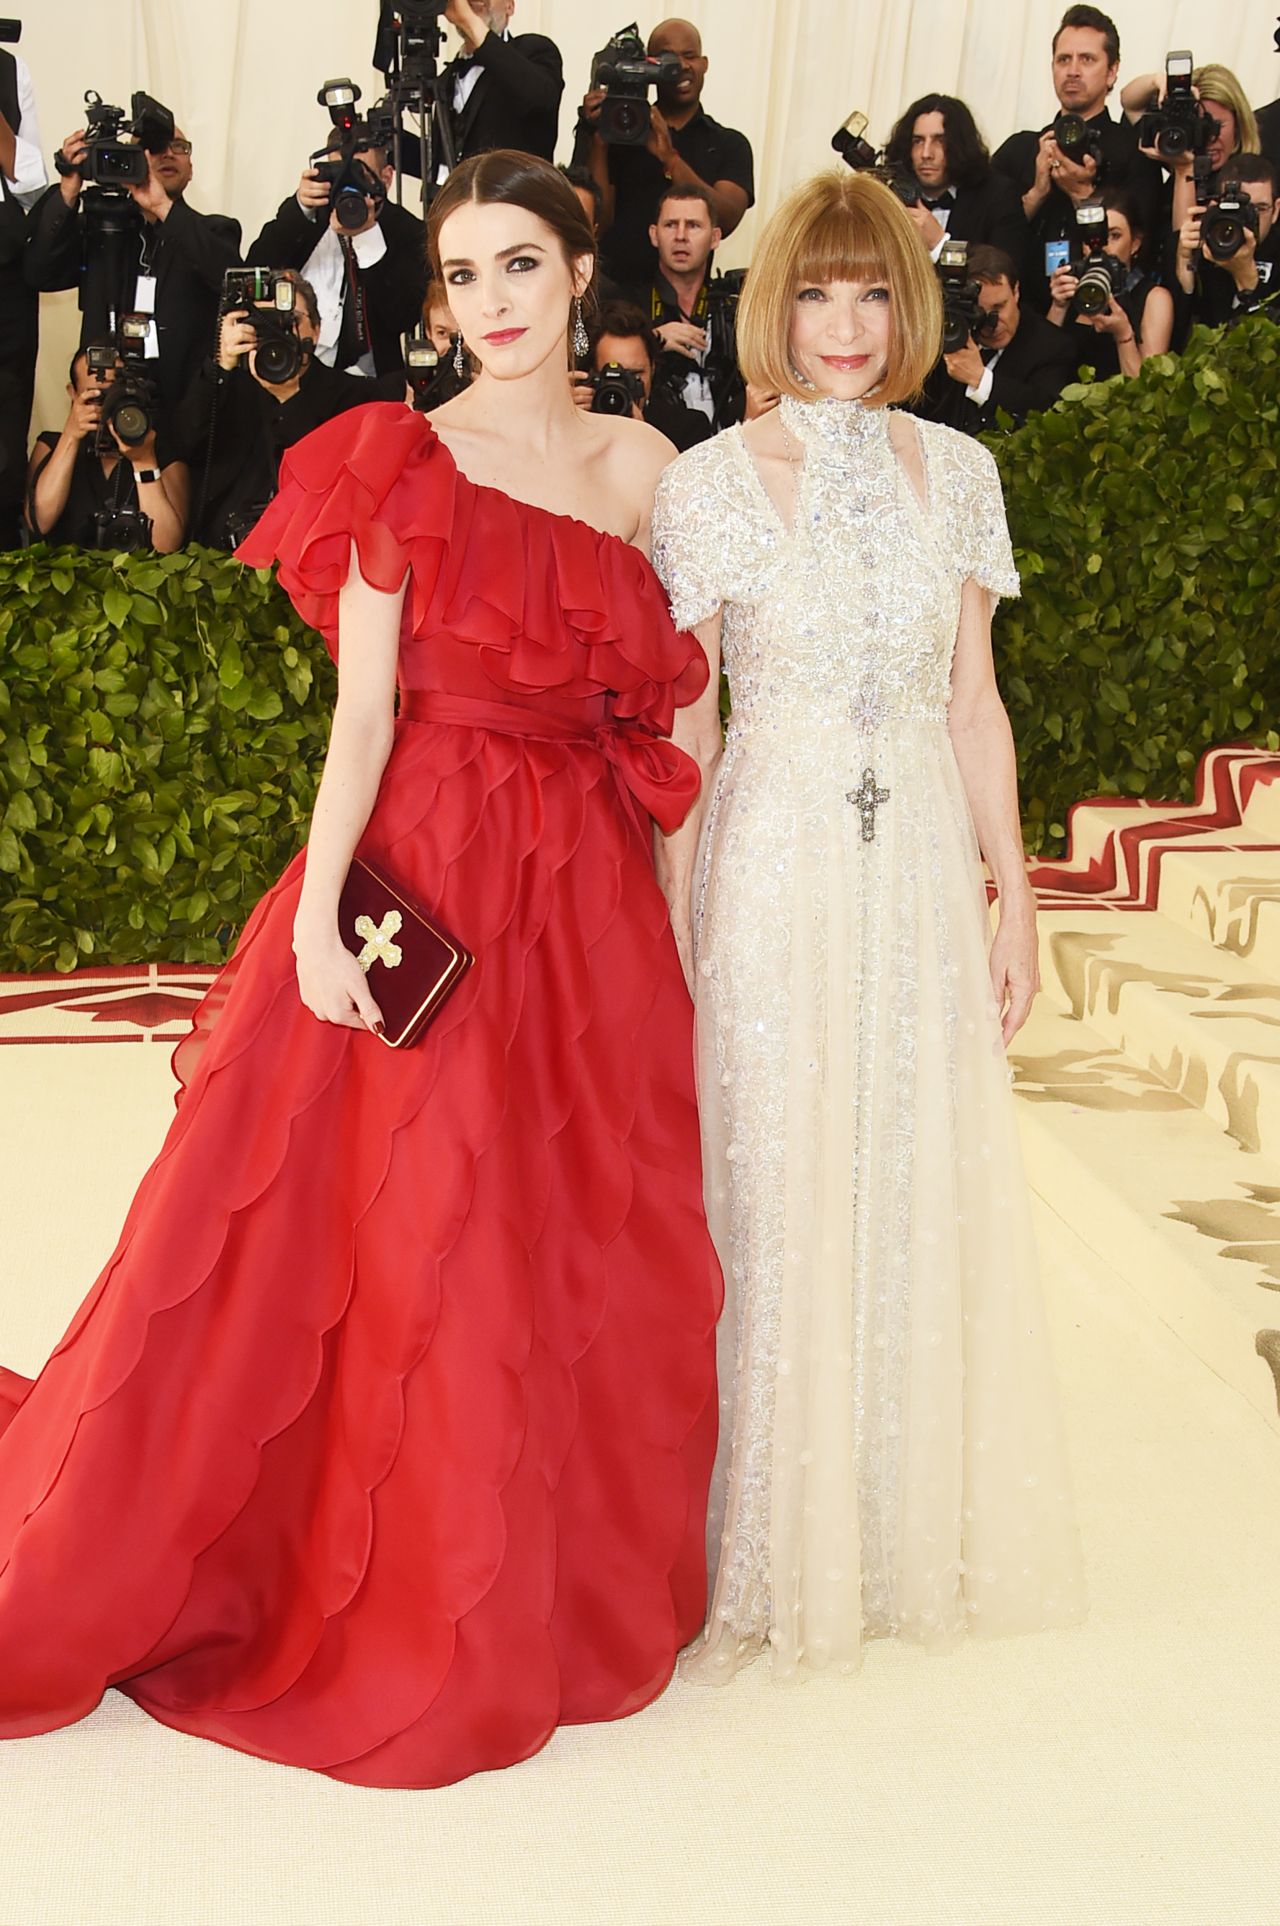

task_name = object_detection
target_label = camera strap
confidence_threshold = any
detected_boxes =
[335,237,372,370]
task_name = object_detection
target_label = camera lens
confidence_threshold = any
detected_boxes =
[333,184,369,230]
[610,98,648,142]
[254,336,303,384]
[1204,217,1244,259]
[111,401,151,445]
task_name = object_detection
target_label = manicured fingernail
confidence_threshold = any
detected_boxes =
[373,1020,385,1037]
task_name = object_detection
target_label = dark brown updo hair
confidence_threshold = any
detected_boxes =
[427,150,599,358]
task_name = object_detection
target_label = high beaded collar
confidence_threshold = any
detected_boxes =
[778,392,892,458]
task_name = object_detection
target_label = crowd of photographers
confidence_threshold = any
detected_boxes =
[0,1,1277,557]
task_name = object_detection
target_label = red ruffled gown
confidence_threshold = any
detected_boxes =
[0,404,722,1788]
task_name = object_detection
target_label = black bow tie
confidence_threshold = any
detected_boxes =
[923,190,955,211]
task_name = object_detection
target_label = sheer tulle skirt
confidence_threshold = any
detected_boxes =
[685,720,1085,1683]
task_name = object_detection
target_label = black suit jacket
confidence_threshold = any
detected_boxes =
[992,108,1162,308]
[937,174,1032,278]
[926,306,1079,435]
[1256,99,1280,174]
[446,32,562,164]
[24,187,242,418]
[248,194,427,378]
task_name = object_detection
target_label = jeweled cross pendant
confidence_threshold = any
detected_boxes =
[354,910,404,973]
[848,768,890,843]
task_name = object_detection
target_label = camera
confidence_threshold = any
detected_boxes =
[936,238,986,355]
[1136,50,1213,160]
[221,269,308,385]
[87,322,160,456]
[591,24,682,145]
[65,89,176,190]
[311,78,390,230]
[832,109,878,172]
[403,329,469,412]
[93,501,153,553]
[590,362,647,415]
[1068,200,1124,315]
[1201,180,1261,262]
[1052,111,1105,172]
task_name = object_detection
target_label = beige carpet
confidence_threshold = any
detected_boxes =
[0,1045,1278,1926]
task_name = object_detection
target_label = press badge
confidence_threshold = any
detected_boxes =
[133,274,161,358]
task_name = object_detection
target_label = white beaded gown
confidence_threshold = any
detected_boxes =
[651,395,1085,1682]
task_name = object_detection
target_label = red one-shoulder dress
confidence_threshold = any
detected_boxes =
[0,404,722,1788]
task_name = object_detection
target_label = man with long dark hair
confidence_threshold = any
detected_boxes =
[883,95,1029,277]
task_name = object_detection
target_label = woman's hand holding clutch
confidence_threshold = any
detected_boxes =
[293,919,385,1035]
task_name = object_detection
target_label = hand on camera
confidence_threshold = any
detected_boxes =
[65,383,103,443]
[1054,149,1099,202]
[1047,265,1079,317]
[58,129,88,204]
[944,339,985,388]
[569,369,594,411]
[743,383,779,422]
[1032,130,1059,195]
[125,428,162,469]
[655,319,706,360]
[1091,296,1132,337]
[128,158,172,222]
[218,308,257,371]
[444,0,491,52]
[906,200,946,250]
[1176,210,1203,266]
[645,106,676,169]
[579,86,606,126]
[296,166,330,216]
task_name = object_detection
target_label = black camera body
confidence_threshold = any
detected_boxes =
[86,324,160,457]
[221,268,308,385]
[832,110,878,173]
[1202,180,1262,262]
[312,146,387,231]
[1052,111,1105,172]
[884,170,923,208]
[1067,200,1125,315]
[936,238,986,355]
[591,26,682,145]
[1136,50,1213,161]
[590,362,647,415]
[404,330,469,413]
[70,89,175,190]
[93,501,153,553]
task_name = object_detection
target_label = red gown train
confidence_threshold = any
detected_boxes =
[0,404,722,1788]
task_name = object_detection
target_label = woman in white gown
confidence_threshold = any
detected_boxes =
[651,171,1085,1683]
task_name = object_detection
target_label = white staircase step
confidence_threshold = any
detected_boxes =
[1154,849,1280,980]
[1035,909,1280,1155]
[1011,995,1280,1430]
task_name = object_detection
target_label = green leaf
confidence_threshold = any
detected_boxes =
[102,586,131,629]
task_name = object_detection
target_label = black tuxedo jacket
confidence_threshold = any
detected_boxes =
[248,195,427,378]
[24,187,242,418]
[935,174,1031,279]
[446,32,562,163]
[927,306,1079,435]
[992,108,1162,308]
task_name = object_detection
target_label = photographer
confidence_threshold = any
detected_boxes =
[923,244,1077,434]
[1045,187,1173,377]
[175,270,402,550]
[1125,61,1262,239]
[435,0,562,165]
[26,345,187,552]
[993,6,1160,309]
[0,29,46,547]
[882,95,1028,272]
[248,124,426,379]
[1169,155,1280,342]
[26,110,241,422]
[574,18,754,295]
[569,297,711,452]
[642,182,744,433]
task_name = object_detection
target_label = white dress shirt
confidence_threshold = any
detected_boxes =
[965,348,1004,407]
[4,54,48,210]
[300,214,388,376]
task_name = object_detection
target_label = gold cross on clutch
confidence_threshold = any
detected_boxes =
[354,910,403,973]
[847,768,890,843]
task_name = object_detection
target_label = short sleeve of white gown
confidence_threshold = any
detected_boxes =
[650,442,726,631]
[937,431,1021,603]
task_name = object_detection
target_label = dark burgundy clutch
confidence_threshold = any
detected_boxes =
[338,857,474,1049]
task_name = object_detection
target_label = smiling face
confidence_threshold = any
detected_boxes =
[649,19,707,115]
[787,278,893,400]
[436,199,593,379]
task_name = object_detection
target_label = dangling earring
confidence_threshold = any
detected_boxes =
[572,296,589,359]
[453,333,466,377]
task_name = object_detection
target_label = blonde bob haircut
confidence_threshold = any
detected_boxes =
[1192,65,1260,157]
[736,171,943,408]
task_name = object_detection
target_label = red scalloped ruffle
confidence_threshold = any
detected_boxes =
[0,721,721,1785]
[236,403,708,738]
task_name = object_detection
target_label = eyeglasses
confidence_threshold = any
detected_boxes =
[157,139,193,157]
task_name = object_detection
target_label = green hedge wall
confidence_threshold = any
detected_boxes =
[0,317,1276,968]
[986,312,1280,853]
[0,546,333,969]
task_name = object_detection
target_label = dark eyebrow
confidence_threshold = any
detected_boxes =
[439,242,549,269]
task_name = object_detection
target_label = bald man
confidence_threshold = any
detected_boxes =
[573,17,754,298]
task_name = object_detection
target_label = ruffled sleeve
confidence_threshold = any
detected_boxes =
[650,440,728,631]
[235,402,452,660]
[933,429,1021,603]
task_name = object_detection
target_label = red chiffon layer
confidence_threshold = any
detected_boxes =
[0,406,722,1787]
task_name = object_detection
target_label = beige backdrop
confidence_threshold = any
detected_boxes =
[15,0,1280,437]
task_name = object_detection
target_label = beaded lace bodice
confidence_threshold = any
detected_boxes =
[652,399,1019,736]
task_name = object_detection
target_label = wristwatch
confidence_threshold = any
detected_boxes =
[134,467,161,485]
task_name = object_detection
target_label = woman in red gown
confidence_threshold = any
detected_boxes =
[0,153,721,1788]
